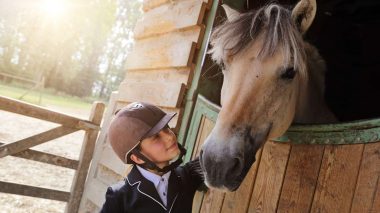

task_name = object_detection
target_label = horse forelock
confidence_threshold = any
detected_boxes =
[209,3,307,78]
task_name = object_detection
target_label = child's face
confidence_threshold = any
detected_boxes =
[139,127,180,168]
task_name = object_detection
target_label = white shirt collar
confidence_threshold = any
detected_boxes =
[136,166,171,206]
[136,165,171,187]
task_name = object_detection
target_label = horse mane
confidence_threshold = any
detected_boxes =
[209,4,307,77]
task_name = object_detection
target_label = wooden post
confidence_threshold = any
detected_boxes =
[66,102,105,213]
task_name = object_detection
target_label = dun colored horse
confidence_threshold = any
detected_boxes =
[200,0,336,191]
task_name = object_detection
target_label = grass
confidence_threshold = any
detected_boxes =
[0,83,93,110]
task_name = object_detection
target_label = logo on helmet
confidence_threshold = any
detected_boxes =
[131,103,143,109]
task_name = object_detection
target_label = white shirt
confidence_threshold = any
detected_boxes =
[136,166,171,206]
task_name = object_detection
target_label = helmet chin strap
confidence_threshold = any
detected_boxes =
[131,143,187,174]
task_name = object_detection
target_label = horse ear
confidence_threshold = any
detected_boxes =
[222,4,240,22]
[291,0,317,34]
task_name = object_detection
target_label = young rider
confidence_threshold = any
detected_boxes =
[100,102,204,213]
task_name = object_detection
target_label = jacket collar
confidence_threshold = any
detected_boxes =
[127,165,180,211]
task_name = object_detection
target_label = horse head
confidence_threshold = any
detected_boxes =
[200,0,334,191]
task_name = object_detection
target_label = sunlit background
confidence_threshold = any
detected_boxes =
[0,0,143,212]
[0,0,142,100]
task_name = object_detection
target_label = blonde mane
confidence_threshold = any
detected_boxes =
[209,4,307,77]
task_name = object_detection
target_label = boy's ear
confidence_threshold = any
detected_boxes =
[130,153,145,165]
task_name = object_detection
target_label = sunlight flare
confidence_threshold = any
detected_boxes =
[39,0,68,18]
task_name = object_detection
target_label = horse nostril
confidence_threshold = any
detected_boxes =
[228,158,243,177]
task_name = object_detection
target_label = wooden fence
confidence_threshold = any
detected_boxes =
[0,95,105,213]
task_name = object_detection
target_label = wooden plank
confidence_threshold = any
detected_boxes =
[82,199,100,213]
[85,179,109,209]
[351,142,380,213]
[0,71,38,84]
[66,102,105,213]
[143,0,211,12]
[0,181,70,202]
[0,142,78,170]
[78,93,119,212]
[191,116,214,212]
[118,81,186,108]
[0,126,77,158]
[310,144,364,213]
[135,0,206,39]
[277,144,325,213]
[187,115,225,213]
[248,141,291,213]
[0,95,92,128]
[126,28,201,70]
[192,191,205,213]
[96,164,125,187]
[192,116,214,158]
[221,149,263,213]
[99,145,128,176]
[124,67,193,86]
[200,189,225,213]
[143,0,167,11]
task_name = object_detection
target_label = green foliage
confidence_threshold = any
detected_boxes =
[0,0,142,99]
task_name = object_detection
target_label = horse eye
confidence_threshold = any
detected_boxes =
[281,68,296,79]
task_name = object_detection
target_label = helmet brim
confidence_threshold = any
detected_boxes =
[142,112,177,139]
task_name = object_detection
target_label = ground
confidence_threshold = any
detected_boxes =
[0,105,92,213]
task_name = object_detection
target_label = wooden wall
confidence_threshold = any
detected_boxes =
[78,0,212,212]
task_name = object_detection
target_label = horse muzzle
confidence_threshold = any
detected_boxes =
[199,125,271,191]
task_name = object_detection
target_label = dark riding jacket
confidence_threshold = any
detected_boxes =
[100,158,203,213]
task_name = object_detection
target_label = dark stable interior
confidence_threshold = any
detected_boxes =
[202,0,380,122]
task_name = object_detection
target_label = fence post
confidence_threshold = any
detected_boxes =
[66,102,105,213]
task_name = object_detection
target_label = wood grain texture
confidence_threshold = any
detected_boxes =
[135,0,207,39]
[0,181,70,202]
[125,68,192,86]
[277,144,325,213]
[248,141,291,213]
[66,102,105,213]
[310,144,364,213]
[200,189,225,213]
[143,0,211,12]
[192,116,214,158]
[126,28,201,70]
[99,145,127,176]
[118,81,186,108]
[351,142,380,213]
[84,179,108,209]
[0,126,77,158]
[221,148,263,213]
[0,142,79,170]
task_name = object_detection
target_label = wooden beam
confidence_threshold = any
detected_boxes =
[0,142,79,170]
[0,96,98,130]
[0,126,77,158]
[0,181,70,202]
[142,0,211,12]
[277,144,325,212]
[351,142,380,212]
[66,102,105,213]
[125,28,201,70]
[221,149,263,213]
[118,81,186,108]
[135,1,207,39]
[310,144,364,212]
[248,142,291,212]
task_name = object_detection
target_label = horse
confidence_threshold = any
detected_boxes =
[199,0,336,191]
